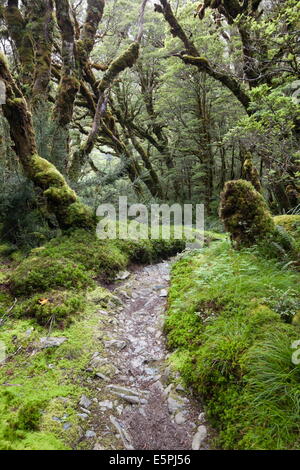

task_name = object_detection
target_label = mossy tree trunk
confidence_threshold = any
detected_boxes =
[30,0,54,104]
[0,54,94,230]
[51,0,106,173]
[4,0,35,90]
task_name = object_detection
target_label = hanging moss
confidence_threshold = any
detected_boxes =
[219,180,278,249]
[242,152,262,193]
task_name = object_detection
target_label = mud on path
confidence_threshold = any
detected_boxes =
[80,261,211,450]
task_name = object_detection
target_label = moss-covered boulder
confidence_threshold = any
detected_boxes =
[10,256,92,295]
[273,215,300,240]
[219,180,294,252]
[13,290,85,326]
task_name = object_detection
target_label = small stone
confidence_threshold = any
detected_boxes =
[77,413,89,420]
[159,289,168,297]
[80,407,91,414]
[95,372,110,381]
[52,416,62,422]
[63,423,72,431]
[93,443,105,450]
[192,425,207,450]
[175,412,186,425]
[39,337,67,349]
[198,412,206,423]
[104,340,127,351]
[79,395,92,409]
[99,400,113,409]
[115,271,130,280]
[85,430,96,439]
[167,396,184,414]
[164,384,173,395]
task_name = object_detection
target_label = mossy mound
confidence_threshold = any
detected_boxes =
[13,290,85,326]
[38,229,129,279]
[10,256,92,296]
[274,215,300,243]
[219,180,294,253]
[9,228,186,301]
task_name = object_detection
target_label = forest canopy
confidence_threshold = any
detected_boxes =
[0,0,298,246]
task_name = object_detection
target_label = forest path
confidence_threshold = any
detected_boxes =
[82,260,212,450]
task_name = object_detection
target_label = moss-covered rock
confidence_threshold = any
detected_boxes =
[13,290,85,326]
[10,256,92,295]
[273,215,300,240]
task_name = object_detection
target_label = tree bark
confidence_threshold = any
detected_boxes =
[0,53,94,230]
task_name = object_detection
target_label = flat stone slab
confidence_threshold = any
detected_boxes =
[115,271,131,281]
[79,395,92,409]
[39,337,67,349]
[192,425,207,450]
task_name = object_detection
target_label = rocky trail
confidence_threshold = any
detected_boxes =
[77,260,211,451]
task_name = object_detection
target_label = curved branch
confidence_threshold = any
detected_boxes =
[155,0,251,112]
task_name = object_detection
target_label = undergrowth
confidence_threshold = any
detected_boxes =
[0,227,187,449]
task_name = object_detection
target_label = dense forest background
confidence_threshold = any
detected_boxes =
[0,0,299,250]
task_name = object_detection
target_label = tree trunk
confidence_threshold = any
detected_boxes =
[0,53,94,230]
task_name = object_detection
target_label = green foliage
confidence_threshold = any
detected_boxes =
[274,215,300,252]
[165,240,300,449]
[0,174,59,250]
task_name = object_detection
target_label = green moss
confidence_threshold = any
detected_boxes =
[63,202,96,230]
[274,215,300,240]
[10,256,92,295]
[242,154,262,193]
[98,42,140,92]
[181,55,210,67]
[165,241,300,449]
[30,155,66,189]
[0,284,109,450]
[54,75,80,126]
[219,179,294,253]
[44,186,77,205]
[13,290,85,326]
